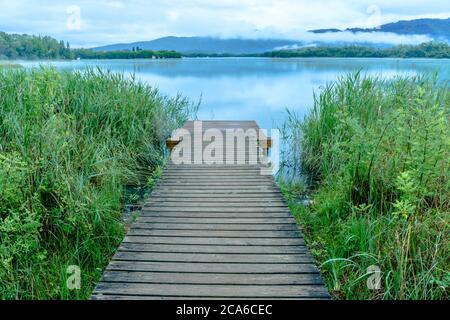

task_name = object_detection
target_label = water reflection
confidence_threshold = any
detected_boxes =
[19,57,449,131]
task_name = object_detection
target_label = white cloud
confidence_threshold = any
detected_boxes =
[0,0,448,47]
[106,1,125,8]
[302,31,433,45]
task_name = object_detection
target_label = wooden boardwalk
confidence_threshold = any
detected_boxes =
[92,121,330,300]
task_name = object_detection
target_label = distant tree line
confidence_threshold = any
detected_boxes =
[262,42,450,59]
[72,48,182,59]
[0,32,182,60]
[0,32,72,59]
[1,31,449,60]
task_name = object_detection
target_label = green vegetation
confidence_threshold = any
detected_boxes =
[280,72,449,299]
[264,42,450,59]
[2,31,450,60]
[0,32,72,59]
[0,32,182,60]
[0,63,23,69]
[72,48,182,59]
[0,67,195,299]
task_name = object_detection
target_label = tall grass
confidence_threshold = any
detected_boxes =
[0,67,195,299]
[280,72,449,299]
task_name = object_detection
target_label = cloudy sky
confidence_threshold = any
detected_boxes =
[0,0,449,47]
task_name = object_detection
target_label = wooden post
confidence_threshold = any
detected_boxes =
[258,138,272,156]
[166,137,182,151]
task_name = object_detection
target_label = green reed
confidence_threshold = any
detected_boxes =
[0,67,196,299]
[280,72,449,299]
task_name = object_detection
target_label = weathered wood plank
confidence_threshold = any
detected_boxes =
[152,187,281,197]
[152,188,281,192]
[118,243,309,254]
[145,199,287,205]
[113,252,313,263]
[139,213,293,219]
[106,261,319,274]
[132,222,298,231]
[162,171,265,175]
[93,283,329,298]
[136,217,297,224]
[143,201,287,207]
[149,193,284,198]
[157,182,275,186]
[99,271,323,285]
[141,207,292,213]
[123,236,305,246]
[127,229,303,238]
[91,294,329,300]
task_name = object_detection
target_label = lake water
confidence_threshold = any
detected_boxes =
[18,58,450,131]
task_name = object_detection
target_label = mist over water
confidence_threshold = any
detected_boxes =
[19,57,450,131]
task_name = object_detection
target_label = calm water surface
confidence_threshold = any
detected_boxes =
[19,58,450,131]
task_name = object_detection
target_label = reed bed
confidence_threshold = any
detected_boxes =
[0,67,195,299]
[280,72,449,299]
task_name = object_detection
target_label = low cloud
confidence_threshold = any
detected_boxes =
[214,30,435,46]
[0,0,448,47]
[299,31,434,45]
[274,43,317,50]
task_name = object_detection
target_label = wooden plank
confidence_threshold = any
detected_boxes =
[139,214,292,220]
[149,194,284,198]
[91,295,329,300]
[132,222,298,231]
[136,217,297,224]
[141,207,291,213]
[166,138,182,150]
[144,199,286,206]
[118,243,309,254]
[99,271,323,285]
[127,229,303,238]
[139,213,293,219]
[93,283,329,298]
[113,251,313,263]
[164,170,266,174]
[165,166,266,170]
[159,179,274,183]
[145,198,286,204]
[161,175,267,179]
[106,261,319,274]
[123,236,305,246]
[153,186,279,190]
[156,183,276,188]
[151,190,283,195]
[161,174,271,178]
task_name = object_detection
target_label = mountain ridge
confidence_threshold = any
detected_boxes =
[92,36,302,54]
[310,18,450,40]
[92,18,449,54]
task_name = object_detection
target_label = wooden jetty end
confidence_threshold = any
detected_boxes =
[92,121,330,300]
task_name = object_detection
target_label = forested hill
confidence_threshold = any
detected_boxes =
[262,42,450,59]
[310,18,450,41]
[0,32,72,59]
[0,32,182,60]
